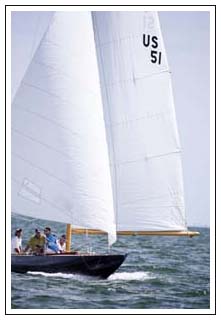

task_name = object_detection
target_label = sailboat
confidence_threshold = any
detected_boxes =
[11,11,199,279]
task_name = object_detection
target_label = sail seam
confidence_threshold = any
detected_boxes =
[21,80,98,102]
[105,110,172,128]
[119,205,185,208]
[120,193,183,203]
[41,38,99,61]
[95,34,144,47]
[12,104,100,142]
[31,59,101,98]
[12,152,76,190]
[109,150,182,166]
[100,69,171,88]
[12,127,75,160]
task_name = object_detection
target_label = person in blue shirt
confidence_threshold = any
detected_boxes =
[44,227,59,253]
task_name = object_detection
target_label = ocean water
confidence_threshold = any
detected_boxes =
[11,214,210,310]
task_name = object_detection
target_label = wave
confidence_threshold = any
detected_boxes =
[27,271,91,281]
[27,270,153,282]
[108,271,153,281]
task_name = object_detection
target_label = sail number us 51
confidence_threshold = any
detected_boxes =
[143,34,162,65]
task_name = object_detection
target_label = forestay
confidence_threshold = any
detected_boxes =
[93,11,187,231]
[11,12,117,245]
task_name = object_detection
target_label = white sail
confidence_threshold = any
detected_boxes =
[11,12,116,245]
[93,11,187,231]
[11,12,53,102]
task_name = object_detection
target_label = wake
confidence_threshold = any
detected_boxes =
[108,271,153,281]
[27,270,154,282]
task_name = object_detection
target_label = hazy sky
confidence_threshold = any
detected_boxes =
[11,10,210,227]
[159,11,210,227]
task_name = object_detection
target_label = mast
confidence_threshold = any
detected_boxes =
[66,224,72,252]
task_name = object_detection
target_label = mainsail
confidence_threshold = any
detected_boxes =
[11,12,117,245]
[92,11,187,232]
[12,11,193,247]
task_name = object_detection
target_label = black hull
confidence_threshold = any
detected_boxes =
[11,253,127,279]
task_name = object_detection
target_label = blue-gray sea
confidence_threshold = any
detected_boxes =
[11,214,210,310]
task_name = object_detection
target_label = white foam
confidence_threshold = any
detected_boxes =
[27,271,89,281]
[108,271,152,281]
[27,271,154,282]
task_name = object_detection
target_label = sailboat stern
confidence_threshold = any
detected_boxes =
[83,253,127,279]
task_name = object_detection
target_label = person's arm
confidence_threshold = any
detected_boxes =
[24,238,32,252]
[56,240,62,251]
[24,245,30,252]
[48,240,60,253]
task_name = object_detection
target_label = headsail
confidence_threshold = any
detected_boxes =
[93,11,187,232]
[11,12,116,245]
